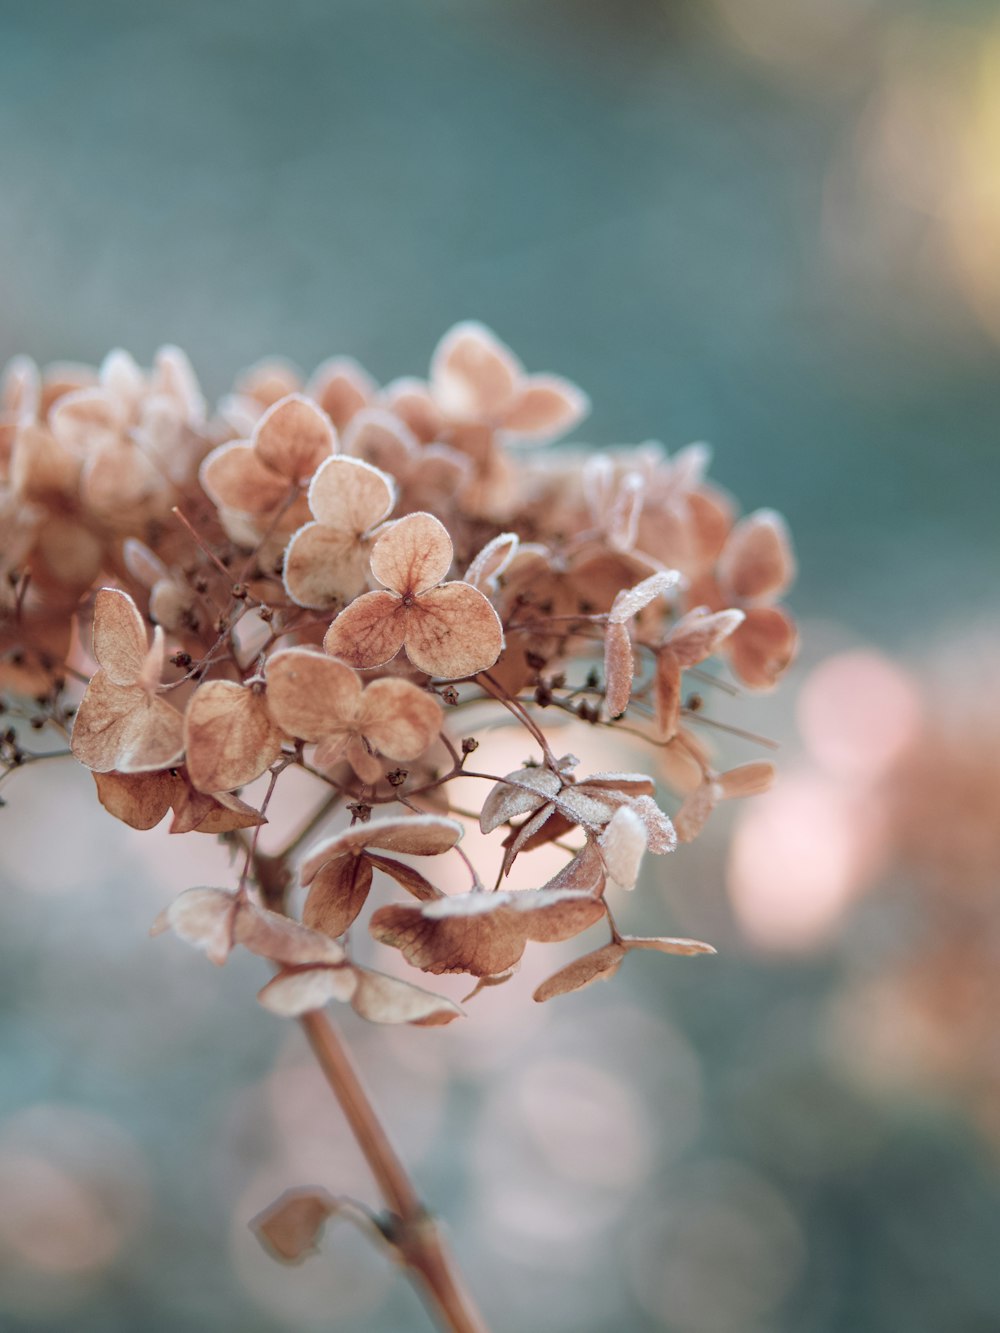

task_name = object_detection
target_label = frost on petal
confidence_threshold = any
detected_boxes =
[356,678,442,759]
[303,854,374,937]
[431,321,521,419]
[674,781,719,843]
[254,394,336,484]
[307,356,378,430]
[92,588,149,686]
[608,570,681,625]
[323,591,408,669]
[667,607,745,667]
[603,620,634,718]
[307,455,396,534]
[199,441,291,514]
[717,510,796,604]
[624,935,716,956]
[627,794,677,853]
[480,765,561,833]
[183,680,284,793]
[369,511,453,595]
[728,606,798,690]
[599,806,648,892]
[158,887,238,966]
[251,1187,340,1263]
[655,649,682,740]
[533,943,626,1002]
[503,375,590,441]
[350,968,463,1025]
[257,966,358,1018]
[282,523,371,608]
[265,648,361,740]
[717,760,776,800]
[464,532,519,592]
[235,904,346,967]
[403,583,504,678]
[93,769,175,830]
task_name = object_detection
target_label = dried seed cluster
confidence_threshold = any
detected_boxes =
[1,322,797,1025]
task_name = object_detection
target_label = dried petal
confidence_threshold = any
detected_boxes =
[431,322,520,419]
[303,855,374,937]
[654,649,682,740]
[717,510,796,603]
[251,1188,340,1263]
[717,760,776,799]
[350,968,462,1025]
[93,769,175,830]
[624,935,716,956]
[282,523,371,608]
[156,887,237,966]
[609,569,681,625]
[728,606,798,690]
[307,454,396,533]
[307,356,377,430]
[183,680,284,793]
[603,620,634,718]
[300,815,463,881]
[257,966,358,1017]
[533,943,626,1002]
[599,806,648,891]
[92,587,149,686]
[254,394,336,483]
[235,904,346,966]
[403,582,503,678]
[323,591,407,669]
[200,441,291,514]
[667,607,745,667]
[364,854,441,901]
[503,375,589,440]
[369,511,453,595]
[674,781,719,843]
[480,766,561,833]
[464,532,519,592]
[356,678,442,758]
[265,648,362,740]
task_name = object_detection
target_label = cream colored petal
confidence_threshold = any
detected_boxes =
[350,968,462,1026]
[717,509,796,604]
[502,374,589,441]
[199,440,291,514]
[92,587,149,685]
[403,582,503,679]
[257,966,357,1017]
[430,321,521,419]
[322,591,408,669]
[369,511,453,595]
[307,454,396,532]
[341,406,417,473]
[357,678,442,760]
[306,356,377,431]
[116,695,186,774]
[253,393,335,483]
[183,680,284,793]
[380,377,443,443]
[265,647,361,740]
[282,522,370,608]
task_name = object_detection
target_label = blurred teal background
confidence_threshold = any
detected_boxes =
[2,2,1000,1330]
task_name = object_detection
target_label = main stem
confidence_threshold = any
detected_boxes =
[298,1010,490,1333]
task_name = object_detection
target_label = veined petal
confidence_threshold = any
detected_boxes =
[266,648,361,740]
[253,394,336,483]
[199,440,290,514]
[323,591,408,669]
[369,511,453,595]
[357,677,443,759]
[282,522,371,608]
[404,582,503,678]
[307,454,396,533]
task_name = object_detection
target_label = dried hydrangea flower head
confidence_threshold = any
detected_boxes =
[0,322,798,1332]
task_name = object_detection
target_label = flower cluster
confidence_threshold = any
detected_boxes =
[1,322,798,1026]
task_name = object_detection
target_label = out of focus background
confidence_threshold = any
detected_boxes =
[2,2,1000,1330]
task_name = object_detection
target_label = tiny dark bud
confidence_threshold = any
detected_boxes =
[170,651,192,668]
[549,672,566,689]
[30,717,45,730]
[441,686,459,706]
[525,651,547,671]
[461,736,479,754]
[386,768,408,787]
[347,801,372,823]
[534,684,552,707]
[231,583,248,600]
[586,668,600,689]
[214,615,228,634]
[685,693,704,712]
[259,605,274,622]
[193,576,208,594]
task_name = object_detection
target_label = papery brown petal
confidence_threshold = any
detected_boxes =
[603,620,634,718]
[369,899,528,977]
[350,968,462,1025]
[599,806,647,891]
[183,680,283,793]
[265,648,361,740]
[624,935,716,956]
[307,454,397,534]
[533,943,626,1002]
[667,607,746,667]
[236,903,346,966]
[381,377,443,443]
[199,441,291,514]
[500,803,557,876]
[72,674,185,774]
[717,509,796,603]
[190,789,268,835]
[503,375,589,440]
[254,394,336,484]
[322,591,407,669]
[342,407,416,473]
[512,887,607,942]
[307,356,377,430]
[257,966,358,1017]
[480,766,560,833]
[464,531,519,592]
[158,887,237,966]
[655,649,682,740]
[727,606,798,690]
[11,423,80,501]
[282,522,371,608]
[93,769,175,830]
[364,854,442,901]
[674,782,719,843]
[369,511,453,595]
[688,485,735,571]
[92,587,149,686]
[609,570,681,625]
[717,760,776,800]
[581,772,656,798]
[404,582,503,679]
[302,855,374,937]
[301,816,463,882]
[357,678,442,759]
[431,321,521,419]
[344,733,383,786]
[251,1187,340,1262]
[168,781,222,834]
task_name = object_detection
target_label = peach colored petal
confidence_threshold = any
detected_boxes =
[356,678,442,759]
[674,781,719,843]
[282,522,371,608]
[403,582,503,679]
[533,943,626,1002]
[464,531,519,593]
[728,606,799,690]
[235,904,346,966]
[117,696,187,773]
[344,732,383,785]
[667,607,745,667]
[199,441,291,514]
[350,968,462,1025]
[234,357,303,408]
[183,680,284,793]
[300,816,462,882]
[431,321,521,420]
[322,591,408,669]
[307,455,396,533]
[11,424,81,502]
[654,649,682,740]
[306,356,377,431]
[369,511,453,595]
[189,789,267,834]
[609,570,681,625]
[71,672,183,773]
[48,387,120,452]
[251,1188,340,1261]
[257,966,358,1017]
[623,935,716,956]
[718,509,796,604]
[503,374,589,440]
[303,855,374,937]
[92,770,175,830]
[381,377,443,443]
[157,888,238,966]
[253,394,335,483]
[717,761,776,800]
[265,648,361,741]
[604,620,634,718]
[92,588,149,686]
[342,407,417,472]
[312,732,351,770]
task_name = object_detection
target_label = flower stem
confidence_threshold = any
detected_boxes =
[298,1010,490,1333]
